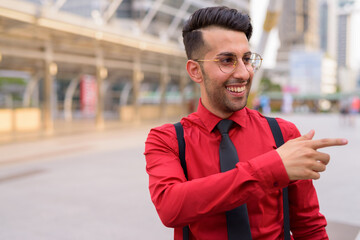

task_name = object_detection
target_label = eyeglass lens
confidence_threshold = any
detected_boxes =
[217,53,261,73]
[249,53,262,71]
[217,55,237,73]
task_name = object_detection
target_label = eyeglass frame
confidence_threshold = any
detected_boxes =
[192,52,263,74]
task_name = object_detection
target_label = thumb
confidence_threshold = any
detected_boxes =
[296,129,315,141]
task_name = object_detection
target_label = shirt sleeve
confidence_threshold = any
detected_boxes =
[144,123,289,228]
[278,119,329,239]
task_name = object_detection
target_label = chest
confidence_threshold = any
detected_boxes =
[183,127,276,180]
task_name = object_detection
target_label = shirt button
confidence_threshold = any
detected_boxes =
[273,182,279,187]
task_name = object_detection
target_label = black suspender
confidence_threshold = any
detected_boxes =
[174,122,190,240]
[174,122,188,180]
[265,117,291,240]
[174,117,290,240]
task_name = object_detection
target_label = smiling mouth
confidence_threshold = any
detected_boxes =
[226,86,246,93]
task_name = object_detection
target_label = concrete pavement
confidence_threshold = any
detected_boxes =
[0,113,359,239]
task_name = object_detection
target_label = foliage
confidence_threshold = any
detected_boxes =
[258,77,281,93]
[0,77,26,86]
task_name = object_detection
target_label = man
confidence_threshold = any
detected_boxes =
[144,6,347,239]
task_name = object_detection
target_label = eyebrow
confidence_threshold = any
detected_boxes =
[216,52,236,57]
[216,51,252,58]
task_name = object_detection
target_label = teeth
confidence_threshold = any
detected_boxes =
[227,86,245,93]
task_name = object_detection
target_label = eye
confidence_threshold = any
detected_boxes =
[242,55,252,64]
[218,56,236,66]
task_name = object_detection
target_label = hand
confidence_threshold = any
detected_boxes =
[276,130,348,180]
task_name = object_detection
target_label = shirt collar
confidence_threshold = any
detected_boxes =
[196,99,248,133]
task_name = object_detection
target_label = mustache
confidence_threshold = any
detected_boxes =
[225,79,250,85]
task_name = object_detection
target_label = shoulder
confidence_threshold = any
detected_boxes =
[146,123,177,143]
[274,117,300,141]
[145,123,178,153]
[245,108,300,141]
[147,111,200,136]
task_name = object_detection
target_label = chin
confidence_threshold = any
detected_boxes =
[233,99,248,110]
[226,103,247,113]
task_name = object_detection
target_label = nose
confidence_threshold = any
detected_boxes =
[232,61,252,80]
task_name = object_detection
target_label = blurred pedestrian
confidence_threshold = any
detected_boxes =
[282,92,293,114]
[339,97,351,126]
[351,96,360,113]
[144,6,347,240]
[350,96,360,126]
[259,95,271,114]
[251,95,260,111]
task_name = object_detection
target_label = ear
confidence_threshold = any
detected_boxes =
[186,60,203,83]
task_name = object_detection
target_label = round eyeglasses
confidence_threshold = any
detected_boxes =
[194,52,263,74]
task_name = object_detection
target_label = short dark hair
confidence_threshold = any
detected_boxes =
[182,6,253,60]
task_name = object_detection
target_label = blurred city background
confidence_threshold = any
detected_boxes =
[0,0,359,137]
[0,0,359,239]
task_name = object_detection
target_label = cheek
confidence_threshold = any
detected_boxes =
[207,75,227,91]
[207,71,227,85]
[202,64,231,90]
[203,68,220,84]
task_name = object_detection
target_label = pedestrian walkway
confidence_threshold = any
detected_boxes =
[0,119,134,145]
[0,113,359,239]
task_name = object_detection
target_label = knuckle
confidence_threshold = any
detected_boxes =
[320,138,332,144]
[315,162,326,172]
[303,149,315,158]
[306,169,320,179]
[304,159,314,168]
[322,164,326,172]
[319,153,330,164]
[319,138,329,144]
[302,168,313,177]
[309,171,319,179]
[324,154,330,163]
[313,173,321,180]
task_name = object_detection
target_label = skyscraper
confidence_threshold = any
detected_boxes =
[337,0,360,93]
[275,0,324,95]
[337,12,349,67]
[277,0,319,63]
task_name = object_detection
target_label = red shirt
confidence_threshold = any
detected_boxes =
[144,101,328,240]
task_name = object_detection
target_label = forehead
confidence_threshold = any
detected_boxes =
[201,26,250,56]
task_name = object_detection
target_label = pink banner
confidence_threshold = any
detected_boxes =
[80,75,97,117]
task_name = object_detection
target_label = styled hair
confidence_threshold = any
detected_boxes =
[182,6,253,59]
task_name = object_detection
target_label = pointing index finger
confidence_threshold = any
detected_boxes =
[309,138,348,150]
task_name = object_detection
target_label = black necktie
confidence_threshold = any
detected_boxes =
[217,119,252,240]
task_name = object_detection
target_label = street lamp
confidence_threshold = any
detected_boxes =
[49,62,58,76]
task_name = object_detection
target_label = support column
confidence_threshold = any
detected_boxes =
[132,54,143,123]
[95,48,107,130]
[64,75,80,122]
[23,73,40,107]
[160,59,169,119]
[43,42,57,135]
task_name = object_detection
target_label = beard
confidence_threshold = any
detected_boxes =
[202,70,251,115]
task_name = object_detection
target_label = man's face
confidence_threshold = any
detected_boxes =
[198,27,254,118]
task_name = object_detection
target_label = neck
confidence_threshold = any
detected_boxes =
[200,99,234,119]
